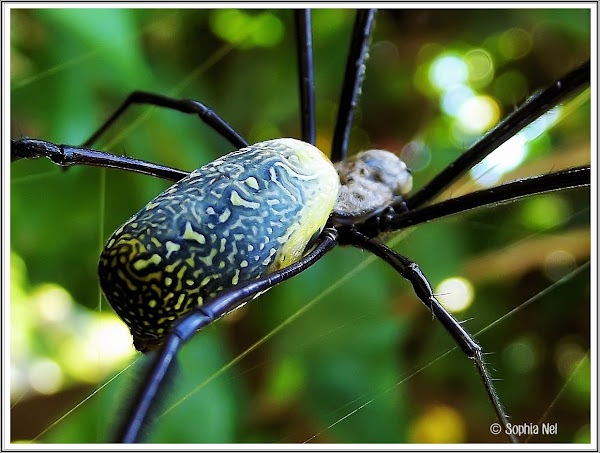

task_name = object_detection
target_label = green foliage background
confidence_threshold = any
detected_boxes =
[11,8,591,444]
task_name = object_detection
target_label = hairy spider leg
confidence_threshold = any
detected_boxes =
[11,138,188,182]
[294,9,316,145]
[81,91,249,150]
[344,229,524,443]
[331,9,377,163]
[385,167,591,233]
[294,8,376,157]
[117,229,339,443]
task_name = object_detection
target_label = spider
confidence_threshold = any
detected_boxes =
[10,8,592,444]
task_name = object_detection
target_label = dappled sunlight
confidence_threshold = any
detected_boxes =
[10,252,135,401]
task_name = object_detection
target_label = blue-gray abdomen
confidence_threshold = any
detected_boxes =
[98,139,339,351]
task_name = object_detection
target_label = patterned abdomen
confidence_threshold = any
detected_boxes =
[98,138,340,352]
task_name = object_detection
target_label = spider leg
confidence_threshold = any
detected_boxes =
[342,229,519,443]
[406,60,590,210]
[82,91,248,149]
[331,9,377,163]
[10,137,188,181]
[117,228,339,443]
[356,166,590,237]
[294,9,316,145]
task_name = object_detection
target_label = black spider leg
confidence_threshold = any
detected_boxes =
[294,9,315,145]
[11,138,188,182]
[341,229,519,444]
[356,166,591,237]
[330,9,377,163]
[406,60,590,210]
[390,167,590,230]
[82,91,248,150]
[117,228,340,443]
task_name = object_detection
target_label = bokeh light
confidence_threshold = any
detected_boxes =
[543,249,577,281]
[521,107,561,141]
[410,405,466,443]
[441,84,474,116]
[519,194,571,230]
[436,277,474,313]
[470,134,527,186]
[456,95,500,134]
[498,28,533,60]
[554,337,586,379]
[420,43,567,187]
[29,358,63,394]
[33,283,73,323]
[401,140,431,171]
[503,337,538,374]
[465,49,494,85]
[468,105,562,186]
[429,55,468,91]
[426,51,501,144]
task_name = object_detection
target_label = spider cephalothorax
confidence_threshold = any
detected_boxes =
[332,149,412,225]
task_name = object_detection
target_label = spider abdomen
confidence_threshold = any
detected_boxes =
[98,138,340,352]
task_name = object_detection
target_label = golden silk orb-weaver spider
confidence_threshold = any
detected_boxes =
[10,8,592,444]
